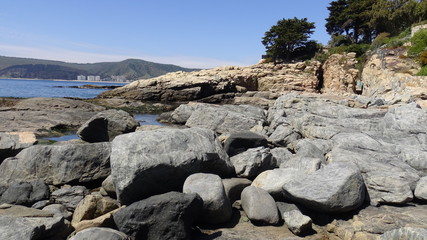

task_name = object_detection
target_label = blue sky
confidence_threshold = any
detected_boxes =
[0,0,331,68]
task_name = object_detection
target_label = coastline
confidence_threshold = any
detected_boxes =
[0,77,130,84]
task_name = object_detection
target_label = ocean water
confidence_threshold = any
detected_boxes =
[0,78,126,99]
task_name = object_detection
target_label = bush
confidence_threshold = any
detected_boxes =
[409,29,427,57]
[416,65,427,76]
[418,50,427,66]
[373,32,391,48]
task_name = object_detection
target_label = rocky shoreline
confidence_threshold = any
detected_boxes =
[1,49,427,239]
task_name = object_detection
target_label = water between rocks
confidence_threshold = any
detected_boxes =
[42,114,162,142]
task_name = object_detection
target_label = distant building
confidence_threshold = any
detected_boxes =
[86,75,100,81]
[77,75,86,81]
[95,76,101,81]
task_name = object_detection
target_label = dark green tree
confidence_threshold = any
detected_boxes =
[262,17,316,63]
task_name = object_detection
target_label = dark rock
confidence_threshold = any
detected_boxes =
[110,127,234,205]
[51,186,89,211]
[223,131,268,157]
[77,109,139,142]
[0,180,49,206]
[222,178,252,204]
[113,192,202,240]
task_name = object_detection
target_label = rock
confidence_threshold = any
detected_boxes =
[51,186,89,211]
[183,173,232,225]
[223,131,268,157]
[268,125,301,147]
[72,207,123,233]
[0,203,53,217]
[230,147,276,179]
[110,127,234,205]
[282,210,313,235]
[380,227,427,240]
[270,147,293,167]
[283,162,365,213]
[99,62,321,102]
[322,53,359,95]
[0,132,37,163]
[415,176,427,201]
[71,192,120,227]
[0,215,67,240]
[252,168,305,200]
[184,103,267,134]
[222,178,252,204]
[69,227,131,240]
[0,97,105,133]
[0,143,111,185]
[77,109,139,142]
[100,175,116,198]
[42,204,73,220]
[280,157,323,174]
[113,192,202,240]
[0,180,49,206]
[241,186,280,225]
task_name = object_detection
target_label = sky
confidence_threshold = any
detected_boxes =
[0,0,331,69]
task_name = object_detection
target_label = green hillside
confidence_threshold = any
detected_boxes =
[0,56,197,81]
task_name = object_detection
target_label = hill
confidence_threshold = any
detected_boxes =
[0,56,198,81]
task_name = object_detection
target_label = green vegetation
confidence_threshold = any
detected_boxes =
[0,56,197,81]
[408,30,427,57]
[262,17,318,63]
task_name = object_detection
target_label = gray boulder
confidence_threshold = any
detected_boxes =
[380,227,427,240]
[415,176,427,201]
[77,109,139,142]
[282,209,312,235]
[0,132,37,163]
[69,227,131,240]
[270,147,293,167]
[183,173,232,225]
[222,178,252,204]
[113,192,202,240]
[283,162,365,213]
[183,103,266,134]
[251,168,305,200]
[0,215,67,240]
[42,204,73,220]
[110,127,234,205]
[100,175,116,198]
[230,147,276,179]
[0,181,49,206]
[223,131,268,157]
[241,186,280,225]
[51,186,89,211]
[0,143,111,185]
[268,125,301,147]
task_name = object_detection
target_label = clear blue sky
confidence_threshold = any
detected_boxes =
[0,0,331,68]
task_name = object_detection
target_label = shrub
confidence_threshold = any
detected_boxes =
[408,29,427,57]
[416,65,427,76]
[373,32,391,48]
[418,50,427,66]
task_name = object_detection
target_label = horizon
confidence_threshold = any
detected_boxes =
[0,1,331,69]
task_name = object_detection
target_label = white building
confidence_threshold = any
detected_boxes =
[77,75,86,81]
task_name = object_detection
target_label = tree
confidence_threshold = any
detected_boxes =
[262,17,316,63]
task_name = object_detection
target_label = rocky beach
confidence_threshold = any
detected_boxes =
[1,44,427,240]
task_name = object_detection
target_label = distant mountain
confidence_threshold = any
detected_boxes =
[0,56,198,81]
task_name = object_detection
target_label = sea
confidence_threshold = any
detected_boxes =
[0,78,163,141]
[0,78,126,99]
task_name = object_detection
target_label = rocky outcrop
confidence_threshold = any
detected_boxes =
[362,48,426,103]
[322,52,359,95]
[0,132,37,163]
[0,98,105,134]
[98,61,321,102]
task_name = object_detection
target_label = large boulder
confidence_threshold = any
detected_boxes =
[0,143,111,185]
[113,192,202,240]
[110,127,234,205]
[222,178,252,204]
[183,173,232,225]
[241,186,280,225]
[415,176,427,201]
[283,162,365,213]
[380,227,427,240]
[0,132,37,163]
[77,109,139,142]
